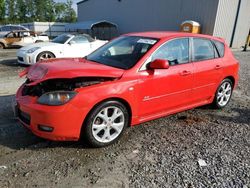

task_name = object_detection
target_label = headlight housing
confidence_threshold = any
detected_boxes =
[37,91,77,106]
[27,47,40,53]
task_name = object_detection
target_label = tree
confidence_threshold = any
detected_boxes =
[2,0,77,24]
[54,2,67,22]
[26,0,36,22]
[6,0,15,22]
[16,0,27,22]
[44,0,56,22]
[0,0,5,23]
[63,0,77,22]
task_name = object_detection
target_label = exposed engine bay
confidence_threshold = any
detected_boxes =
[22,77,115,97]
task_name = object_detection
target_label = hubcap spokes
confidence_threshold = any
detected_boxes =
[92,106,125,143]
[217,82,232,106]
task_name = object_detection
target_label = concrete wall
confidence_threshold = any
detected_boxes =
[232,0,250,48]
[213,0,239,46]
[213,0,250,48]
[77,0,219,35]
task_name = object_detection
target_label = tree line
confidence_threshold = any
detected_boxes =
[0,0,77,24]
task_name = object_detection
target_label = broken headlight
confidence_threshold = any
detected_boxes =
[37,91,77,106]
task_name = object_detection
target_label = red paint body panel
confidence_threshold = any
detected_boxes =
[27,58,125,83]
[16,32,239,141]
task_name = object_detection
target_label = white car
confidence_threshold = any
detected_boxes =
[17,34,108,65]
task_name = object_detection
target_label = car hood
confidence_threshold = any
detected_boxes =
[22,58,125,85]
[20,42,62,51]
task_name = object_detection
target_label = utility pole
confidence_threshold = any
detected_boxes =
[243,29,250,51]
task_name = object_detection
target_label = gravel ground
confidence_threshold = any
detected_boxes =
[0,49,249,188]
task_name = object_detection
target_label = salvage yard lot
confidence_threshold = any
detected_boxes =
[0,49,249,187]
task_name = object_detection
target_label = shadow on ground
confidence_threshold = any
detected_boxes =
[0,95,94,150]
[0,59,28,67]
[213,107,250,125]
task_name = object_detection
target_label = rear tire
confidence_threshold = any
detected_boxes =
[83,100,129,148]
[212,78,233,109]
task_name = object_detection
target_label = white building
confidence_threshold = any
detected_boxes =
[21,22,68,37]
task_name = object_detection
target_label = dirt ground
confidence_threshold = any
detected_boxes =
[0,49,249,188]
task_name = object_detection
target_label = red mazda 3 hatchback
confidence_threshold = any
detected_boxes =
[15,32,239,147]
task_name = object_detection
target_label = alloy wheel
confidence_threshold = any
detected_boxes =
[217,81,232,107]
[91,106,125,143]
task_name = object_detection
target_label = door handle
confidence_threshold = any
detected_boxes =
[215,65,221,70]
[180,70,191,76]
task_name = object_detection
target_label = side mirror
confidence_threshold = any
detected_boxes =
[149,59,170,69]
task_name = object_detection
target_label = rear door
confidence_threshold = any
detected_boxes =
[138,38,195,119]
[191,38,223,103]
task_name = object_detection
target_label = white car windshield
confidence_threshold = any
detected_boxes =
[52,34,72,44]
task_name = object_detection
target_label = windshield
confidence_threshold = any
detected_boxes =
[86,36,158,70]
[52,34,72,44]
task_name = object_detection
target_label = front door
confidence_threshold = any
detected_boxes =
[5,32,21,47]
[138,38,194,119]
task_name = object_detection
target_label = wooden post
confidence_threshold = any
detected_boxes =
[243,30,250,51]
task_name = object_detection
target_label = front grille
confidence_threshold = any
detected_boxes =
[18,109,31,125]
[18,56,24,62]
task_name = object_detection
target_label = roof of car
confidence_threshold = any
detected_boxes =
[125,31,224,42]
[10,30,32,32]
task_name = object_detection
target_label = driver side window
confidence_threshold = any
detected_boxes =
[152,38,189,66]
[7,33,15,38]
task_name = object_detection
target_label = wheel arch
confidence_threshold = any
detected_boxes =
[35,40,43,43]
[223,76,235,87]
[0,41,6,48]
[36,51,56,62]
[86,97,132,125]
[80,97,133,139]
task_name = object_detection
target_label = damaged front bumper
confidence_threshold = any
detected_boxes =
[15,85,89,141]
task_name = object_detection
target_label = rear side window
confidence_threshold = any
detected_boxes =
[213,40,225,57]
[193,38,214,61]
[152,38,189,65]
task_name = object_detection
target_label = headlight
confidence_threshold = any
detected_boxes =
[37,91,77,106]
[27,47,40,53]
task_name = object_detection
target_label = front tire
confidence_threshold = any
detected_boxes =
[0,43,5,49]
[83,101,129,148]
[213,79,233,109]
[36,51,55,62]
